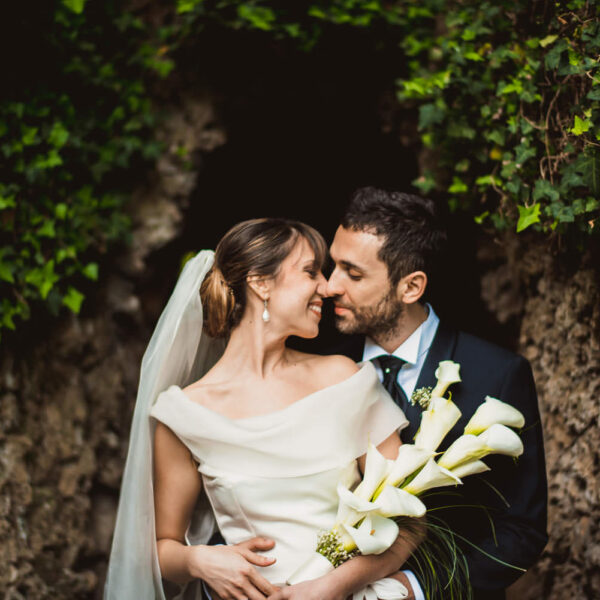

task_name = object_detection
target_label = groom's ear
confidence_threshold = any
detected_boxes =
[397,270,427,305]
[246,274,272,301]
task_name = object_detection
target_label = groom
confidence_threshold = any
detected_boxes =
[324,187,548,600]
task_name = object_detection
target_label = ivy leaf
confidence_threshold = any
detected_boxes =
[25,261,59,300]
[412,171,437,194]
[0,195,16,210]
[539,35,558,48]
[587,88,600,101]
[55,203,68,219]
[62,286,85,314]
[62,0,86,14]
[82,262,99,280]
[545,40,567,69]
[37,220,56,238]
[237,5,276,30]
[580,150,600,197]
[464,51,484,61]
[533,179,560,202]
[475,174,500,187]
[418,103,444,129]
[517,203,541,232]
[448,176,468,194]
[176,0,200,13]
[570,115,591,136]
[48,122,69,148]
[515,144,536,166]
[0,262,14,283]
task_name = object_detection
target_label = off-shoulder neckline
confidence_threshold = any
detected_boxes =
[164,361,375,424]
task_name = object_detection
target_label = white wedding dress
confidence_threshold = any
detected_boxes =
[150,361,408,596]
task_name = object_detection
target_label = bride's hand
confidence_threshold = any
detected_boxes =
[267,577,344,600]
[187,537,279,600]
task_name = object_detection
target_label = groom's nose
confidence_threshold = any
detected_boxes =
[325,267,344,298]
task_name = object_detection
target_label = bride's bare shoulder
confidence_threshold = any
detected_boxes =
[290,350,359,382]
[180,365,230,406]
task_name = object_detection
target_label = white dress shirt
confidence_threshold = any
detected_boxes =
[362,303,440,600]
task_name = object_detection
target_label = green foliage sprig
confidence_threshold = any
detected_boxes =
[396,0,600,235]
[0,1,166,339]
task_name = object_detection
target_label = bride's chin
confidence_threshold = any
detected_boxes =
[290,324,320,340]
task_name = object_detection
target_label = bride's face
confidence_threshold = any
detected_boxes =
[268,236,327,339]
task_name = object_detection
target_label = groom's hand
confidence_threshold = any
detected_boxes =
[189,537,279,600]
[267,576,344,600]
[234,536,278,566]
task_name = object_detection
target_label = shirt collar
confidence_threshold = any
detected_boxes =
[363,303,440,365]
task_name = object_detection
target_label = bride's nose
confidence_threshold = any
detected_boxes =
[315,272,328,296]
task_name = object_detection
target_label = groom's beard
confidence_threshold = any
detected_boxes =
[334,289,405,342]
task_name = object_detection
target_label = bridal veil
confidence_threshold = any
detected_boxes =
[104,250,225,600]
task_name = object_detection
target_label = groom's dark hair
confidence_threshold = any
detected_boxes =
[340,187,446,286]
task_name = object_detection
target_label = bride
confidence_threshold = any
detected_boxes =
[104,218,419,600]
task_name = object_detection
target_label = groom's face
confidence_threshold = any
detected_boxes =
[327,226,404,337]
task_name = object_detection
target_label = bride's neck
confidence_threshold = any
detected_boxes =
[221,316,289,378]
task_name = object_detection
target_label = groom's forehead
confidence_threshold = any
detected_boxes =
[330,226,386,265]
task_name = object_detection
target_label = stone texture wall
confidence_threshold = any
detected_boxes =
[482,238,600,600]
[0,93,225,600]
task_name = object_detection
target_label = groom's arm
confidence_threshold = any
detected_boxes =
[463,354,548,590]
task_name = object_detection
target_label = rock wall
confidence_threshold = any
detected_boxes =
[0,93,225,599]
[482,237,600,600]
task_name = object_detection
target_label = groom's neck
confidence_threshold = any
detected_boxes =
[370,302,428,354]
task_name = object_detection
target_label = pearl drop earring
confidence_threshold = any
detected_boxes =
[262,299,270,323]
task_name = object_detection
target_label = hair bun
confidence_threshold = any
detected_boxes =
[200,265,235,338]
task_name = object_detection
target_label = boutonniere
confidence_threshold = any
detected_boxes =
[410,386,433,409]
[410,360,462,410]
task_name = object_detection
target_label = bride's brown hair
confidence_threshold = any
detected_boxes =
[200,218,327,338]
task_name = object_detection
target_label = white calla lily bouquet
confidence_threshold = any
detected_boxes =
[287,360,525,597]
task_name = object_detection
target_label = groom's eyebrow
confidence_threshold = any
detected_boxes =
[339,260,363,272]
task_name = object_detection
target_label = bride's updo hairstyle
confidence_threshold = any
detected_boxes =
[200,218,327,338]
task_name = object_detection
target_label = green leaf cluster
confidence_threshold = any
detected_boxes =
[0,1,161,340]
[395,0,600,236]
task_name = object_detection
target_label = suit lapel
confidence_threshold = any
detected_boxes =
[403,321,459,440]
[415,321,459,390]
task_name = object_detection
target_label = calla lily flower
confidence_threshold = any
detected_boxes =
[373,485,426,518]
[402,458,462,495]
[450,459,490,479]
[438,424,524,470]
[335,482,379,527]
[342,514,399,554]
[464,396,525,435]
[414,397,462,451]
[353,442,390,501]
[372,445,434,499]
[431,360,462,398]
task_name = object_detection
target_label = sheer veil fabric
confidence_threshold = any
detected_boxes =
[104,250,226,600]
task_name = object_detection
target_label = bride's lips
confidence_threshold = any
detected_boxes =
[308,301,322,318]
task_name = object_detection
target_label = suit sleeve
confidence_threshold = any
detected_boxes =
[463,355,548,590]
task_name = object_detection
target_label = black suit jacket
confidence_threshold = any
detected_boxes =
[330,323,548,600]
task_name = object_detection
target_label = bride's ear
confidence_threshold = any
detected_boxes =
[246,274,272,301]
